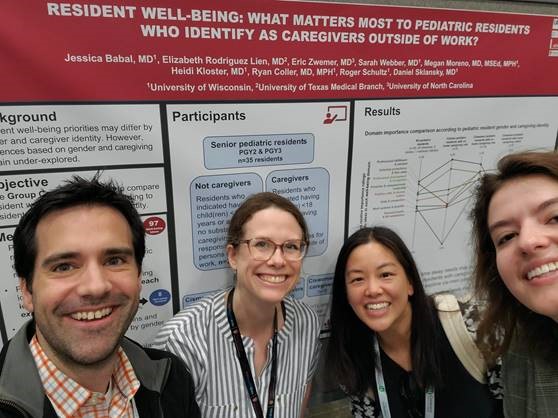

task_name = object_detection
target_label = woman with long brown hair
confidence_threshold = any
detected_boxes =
[472,150,558,418]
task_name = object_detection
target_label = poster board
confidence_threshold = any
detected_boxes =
[1,0,557,344]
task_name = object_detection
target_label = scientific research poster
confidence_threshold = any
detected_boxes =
[349,97,558,294]
[167,102,349,324]
[0,0,557,343]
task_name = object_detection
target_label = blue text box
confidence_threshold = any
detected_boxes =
[266,167,330,256]
[289,278,305,300]
[190,173,262,271]
[203,133,314,169]
[307,274,334,297]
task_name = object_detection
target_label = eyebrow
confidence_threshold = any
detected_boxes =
[105,247,135,257]
[346,262,396,275]
[249,236,303,242]
[41,252,79,268]
[489,196,558,233]
[40,247,134,268]
[376,262,397,269]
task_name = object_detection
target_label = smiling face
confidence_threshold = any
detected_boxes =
[345,241,414,338]
[488,174,558,321]
[21,204,141,375]
[227,206,304,306]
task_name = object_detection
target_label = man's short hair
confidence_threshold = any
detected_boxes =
[13,174,145,288]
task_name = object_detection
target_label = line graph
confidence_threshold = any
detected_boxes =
[411,157,486,247]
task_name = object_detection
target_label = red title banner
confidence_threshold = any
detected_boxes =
[1,0,558,101]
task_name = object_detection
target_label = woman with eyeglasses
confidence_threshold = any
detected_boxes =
[154,192,320,418]
[326,226,502,418]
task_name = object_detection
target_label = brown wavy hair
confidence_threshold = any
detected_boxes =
[471,150,558,363]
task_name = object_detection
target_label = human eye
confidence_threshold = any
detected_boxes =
[52,262,74,273]
[283,240,302,252]
[547,213,558,224]
[252,239,272,250]
[380,271,394,279]
[347,275,364,284]
[494,232,517,247]
[105,256,126,266]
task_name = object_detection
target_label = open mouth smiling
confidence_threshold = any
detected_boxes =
[259,274,287,284]
[526,261,558,281]
[365,302,390,310]
[71,307,113,321]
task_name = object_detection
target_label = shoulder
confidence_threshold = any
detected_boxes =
[433,293,482,338]
[151,291,224,357]
[284,297,319,325]
[433,293,490,384]
[123,338,195,388]
[141,343,186,363]
[283,297,321,341]
[172,290,224,323]
[141,345,195,379]
[135,344,201,418]
[154,291,224,341]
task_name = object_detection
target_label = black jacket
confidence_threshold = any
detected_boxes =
[0,321,201,418]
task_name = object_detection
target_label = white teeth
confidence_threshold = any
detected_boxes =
[71,307,112,321]
[261,275,286,283]
[527,262,558,280]
[366,302,390,310]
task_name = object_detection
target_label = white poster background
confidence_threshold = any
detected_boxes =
[349,97,558,294]
[167,102,350,327]
[0,104,163,170]
[0,168,173,343]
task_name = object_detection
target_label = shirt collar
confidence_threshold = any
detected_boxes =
[29,334,140,417]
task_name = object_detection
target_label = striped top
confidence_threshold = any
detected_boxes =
[153,289,321,418]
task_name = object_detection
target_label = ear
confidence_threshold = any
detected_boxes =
[226,244,238,271]
[20,278,34,313]
[407,280,414,297]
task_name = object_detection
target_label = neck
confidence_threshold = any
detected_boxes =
[37,334,116,393]
[377,303,413,370]
[378,324,411,352]
[67,361,116,393]
[230,287,280,339]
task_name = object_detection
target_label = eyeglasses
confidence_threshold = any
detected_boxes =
[236,238,307,261]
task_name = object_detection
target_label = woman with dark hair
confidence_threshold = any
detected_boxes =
[154,192,320,418]
[472,150,558,418]
[326,226,501,418]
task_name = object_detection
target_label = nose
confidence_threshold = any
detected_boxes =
[517,221,550,255]
[364,277,382,297]
[77,263,112,298]
[267,245,287,266]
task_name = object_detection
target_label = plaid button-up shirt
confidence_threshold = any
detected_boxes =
[30,335,140,418]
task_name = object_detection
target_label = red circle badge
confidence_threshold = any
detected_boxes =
[143,216,166,235]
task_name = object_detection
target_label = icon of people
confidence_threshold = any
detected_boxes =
[323,112,337,124]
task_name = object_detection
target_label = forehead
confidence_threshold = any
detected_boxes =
[242,207,302,238]
[488,174,558,222]
[35,205,133,257]
[347,241,400,269]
